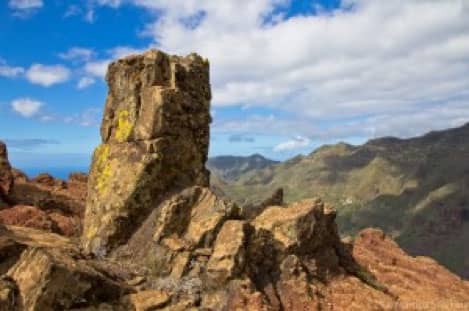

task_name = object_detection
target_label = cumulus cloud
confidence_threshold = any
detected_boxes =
[77,77,96,89]
[11,98,43,117]
[26,64,71,87]
[109,0,469,141]
[274,136,311,152]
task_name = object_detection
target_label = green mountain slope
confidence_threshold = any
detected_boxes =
[211,123,469,278]
[207,154,279,181]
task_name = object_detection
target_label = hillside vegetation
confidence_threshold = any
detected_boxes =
[211,123,469,278]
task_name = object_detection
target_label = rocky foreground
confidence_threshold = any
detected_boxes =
[1,50,469,310]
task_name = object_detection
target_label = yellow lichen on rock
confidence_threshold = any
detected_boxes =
[115,110,133,142]
[94,144,113,196]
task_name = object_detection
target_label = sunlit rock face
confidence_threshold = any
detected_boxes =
[82,50,211,255]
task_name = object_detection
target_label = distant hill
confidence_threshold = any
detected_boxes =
[207,154,279,181]
[211,123,469,278]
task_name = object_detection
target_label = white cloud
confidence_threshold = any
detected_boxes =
[114,0,469,141]
[11,98,43,117]
[84,60,109,78]
[77,76,96,89]
[26,64,71,87]
[8,0,43,10]
[0,60,24,78]
[59,47,94,62]
[274,136,311,152]
[82,46,143,78]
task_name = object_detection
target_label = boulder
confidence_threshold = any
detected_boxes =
[250,198,324,252]
[112,187,238,279]
[126,290,171,311]
[83,49,211,255]
[7,247,130,310]
[207,220,248,284]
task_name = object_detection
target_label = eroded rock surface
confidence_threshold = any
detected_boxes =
[83,49,211,255]
[0,169,87,237]
[2,50,469,310]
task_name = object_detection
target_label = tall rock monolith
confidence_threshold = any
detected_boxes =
[82,50,211,255]
[0,141,13,208]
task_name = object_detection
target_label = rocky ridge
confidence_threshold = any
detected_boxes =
[0,50,468,310]
[211,123,469,278]
[0,144,86,237]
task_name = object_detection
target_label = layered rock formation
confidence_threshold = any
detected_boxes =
[1,50,469,310]
[82,50,211,255]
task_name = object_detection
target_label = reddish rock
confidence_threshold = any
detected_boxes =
[0,166,87,237]
[32,173,66,189]
[0,205,80,237]
[353,228,469,309]
[11,168,28,183]
[10,172,86,219]
[68,172,88,184]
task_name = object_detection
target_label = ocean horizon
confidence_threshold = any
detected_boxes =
[19,167,89,180]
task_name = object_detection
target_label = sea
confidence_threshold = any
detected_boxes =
[21,167,89,180]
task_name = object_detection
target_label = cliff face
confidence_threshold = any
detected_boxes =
[1,50,469,310]
[82,50,211,255]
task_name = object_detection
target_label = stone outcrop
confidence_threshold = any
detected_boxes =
[2,50,469,310]
[0,168,87,237]
[0,141,13,208]
[0,205,80,236]
[352,228,469,309]
[82,49,211,255]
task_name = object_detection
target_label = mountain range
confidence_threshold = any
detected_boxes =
[210,122,469,278]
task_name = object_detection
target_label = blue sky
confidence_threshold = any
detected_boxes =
[1,0,469,177]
